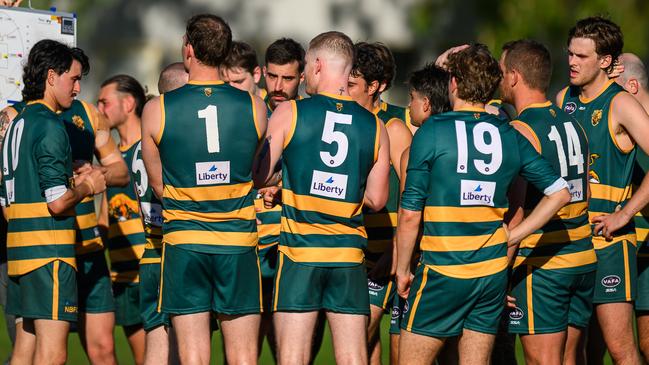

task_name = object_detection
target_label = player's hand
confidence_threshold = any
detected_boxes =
[1,0,22,7]
[608,59,625,79]
[592,207,632,240]
[85,169,107,195]
[505,295,517,309]
[73,160,92,175]
[259,186,281,209]
[396,270,414,299]
[435,44,469,70]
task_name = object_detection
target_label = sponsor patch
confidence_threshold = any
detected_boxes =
[310,170,347,199]
[567,178,584,202]
[368,279,384,291]
[141,202,163,227]
[564,102,577,114]
[601,275,621,288]
[195,161,230,185]
[509,306,524,320]
[391,305,401,320]
[460,180,496,207]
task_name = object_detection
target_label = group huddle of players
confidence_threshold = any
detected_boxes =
[1,11,649,365]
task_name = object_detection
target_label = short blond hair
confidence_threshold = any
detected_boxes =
[308,31,354,65]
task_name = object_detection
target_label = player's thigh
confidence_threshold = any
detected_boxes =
[398,328,444,365]
[595,302,636,346]
[635,254,649,312]
[33,318,70,351]
[273,311,319,360]
[211,249,262,315]
[457,328,496,365]
[327,311,368,355]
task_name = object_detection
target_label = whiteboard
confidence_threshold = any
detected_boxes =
[0,6,76,109]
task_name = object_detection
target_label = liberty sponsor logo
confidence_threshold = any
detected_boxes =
[567,178,584,202]
[310,170,348,199]
[602,275,621,293]
[460,180,496,207]
[141,202,163,227]
[368,279,384,292]
[195,161,230,185]
[564,102,577,114]
[509,306,524,325]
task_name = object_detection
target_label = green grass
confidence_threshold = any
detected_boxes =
[0,311,614,364]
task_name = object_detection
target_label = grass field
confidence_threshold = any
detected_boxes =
[0,311,614,364]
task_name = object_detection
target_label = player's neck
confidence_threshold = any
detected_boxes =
[42,90,61,112]
[513,89,548,114]
[117,115,142,148]
[580,72,610,100]
[452,98,485,111]
[316,76,351,97]
[188,64,222,83]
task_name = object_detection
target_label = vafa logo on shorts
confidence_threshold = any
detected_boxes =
[367,279,384,291]
[196,161,230,185]
[310,170,348,199]
[602,275,621,289]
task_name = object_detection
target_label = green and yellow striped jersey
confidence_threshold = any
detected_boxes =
[59,100,104,255]
[634,151,649,257]
[1,101,76,275]
[560,80,637,250]
[157,81,262,253]
[132,140,163,265]
[279,93,380,267]
[510,102,596,273]
[105,142,146,282]
[401,108,564,279]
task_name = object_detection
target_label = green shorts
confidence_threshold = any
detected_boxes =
[389,295,405,335]
[113,282,142,327]
[139,257,169,331]
[77,250,115,313]
[160,244,262,315]
[259,244,279,279]
[6,261,78,322]
[272,252,370,315]
[401,265,507,337]
[636,254,649,311]
[368,277,396,311]
[593,240,637,304]
[508,265,595,334]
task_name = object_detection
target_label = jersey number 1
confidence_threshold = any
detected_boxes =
[198,105,220,153]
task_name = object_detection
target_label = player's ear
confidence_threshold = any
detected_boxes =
[253,66,262,84]
[599,54,613,71]
[262,66,268,78]
[368,80,380,97]
[449,76,458,95]
[299,72,305,84]
[47,69,56,86]
[378,81,387,93]
[124,94,136,114]
[423,96,431,113]
[629,79,639,95]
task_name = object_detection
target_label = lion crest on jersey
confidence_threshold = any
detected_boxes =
[549,109,556,118]
[72,115,85,130]
[591,109,602,126]
[336,103,343,112]
[109,193,140,222]
[204,88,212,97]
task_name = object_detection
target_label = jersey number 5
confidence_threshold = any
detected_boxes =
[320,111,352,167]
[455,121,502,175]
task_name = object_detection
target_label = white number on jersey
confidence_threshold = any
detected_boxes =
[132,142,148,197]
[320,111,352,167]
[547,122,585,177]
[455,120,503,175]
[198,105,220,153]
[2,118,24,204]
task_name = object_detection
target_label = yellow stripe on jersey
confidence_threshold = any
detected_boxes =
[163,181,253,201]
[258,242,278,250]
[424,206,507,223]
[283,101,298,149]
[163,205,256,222]
[250,92,262,139]
[592,233,637,250]
[426,256,508,279]
[111,270,140,283]
[364,212,397,228]
[373,116,381,163]
[420,227,507,252]
[519,224,591,249]
[607,98,635,154]
[589,183,632,203]
[513,249,597,270]
[140,257,161,265]
[638,228,649,243]
[108,218,145,239]
[76,238,103,255]
[7,230,76,247]
[108,244,145,263]
[164,230,256,247]
[52,260,60,321]
[8,257,76,276]
[76,212,99,230]
[155,94,165,144]
[6,202,72,219]
[281,217,366,238]
[278,245,364,264]
[145,236,163,250]
[254,198,282,212]
[258,224,280,238]
[555,202,589,220]
[282,189,362,219]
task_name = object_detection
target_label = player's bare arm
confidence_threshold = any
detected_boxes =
[252,99,290,188]
[395,207,420,299]
[141,96,164,199]
[507,188,571,246]
[385,118,412,180]
[593,92,649,238]
[88,103,129,187]
[364,120,390,211]
[48,168,106,215]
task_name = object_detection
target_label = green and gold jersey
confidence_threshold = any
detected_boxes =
[1,101,76,276]
[105,142,146,283]
[363,106,403,268]
[157,81,262,254]
[635,151,649,257]
[560,80,637,249]
[401,108,564,279]
[59,99,103,255]
[279,93,380,267]
[510,102,595,273]
[132,140,163,264]
[379,100,410,130]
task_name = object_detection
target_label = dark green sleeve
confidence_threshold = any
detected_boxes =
[400,123,435,211]
[35,120,72,197]
[516,131,567,195]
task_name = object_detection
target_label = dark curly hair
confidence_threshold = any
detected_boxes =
[351,42,385,97]
[101,74,146,117]
[446,44,502,104]
[223,41,258,73]
[265,38,305,72]
[22,39,83,102]
[568,16,623,74]
[185,14,232,67]
[408,63,451,115]
[372,42,396,91]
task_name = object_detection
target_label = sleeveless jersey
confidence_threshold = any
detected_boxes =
[105,142,146,282]
[363,107,402,268]
[59,100,103,255]
[510,102,596,273]
[157,81,261,254]
[401,108,563,279]
[131,141,164,265]
[279,93,380,267]
[560,80,637,249]
[635,151,649,257]
[1,101,76,275]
